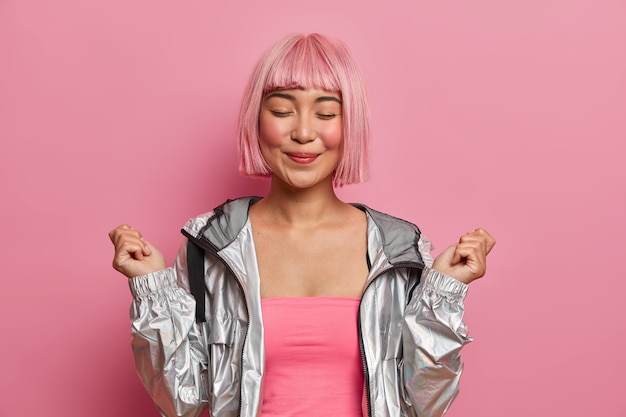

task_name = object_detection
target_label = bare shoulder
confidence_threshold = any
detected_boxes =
[332,202,368,229]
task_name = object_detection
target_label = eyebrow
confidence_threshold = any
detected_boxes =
[265,92,342,104]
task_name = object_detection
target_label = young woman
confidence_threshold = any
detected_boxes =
[109,33,495,417]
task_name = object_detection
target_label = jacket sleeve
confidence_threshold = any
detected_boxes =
[128,240,209,417]
[402,236,472,417]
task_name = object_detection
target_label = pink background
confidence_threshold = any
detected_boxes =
[1,0,624,415]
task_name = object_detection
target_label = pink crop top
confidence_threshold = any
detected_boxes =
[261,297,365,416]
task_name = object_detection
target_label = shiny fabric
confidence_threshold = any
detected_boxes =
[128,197,472,417]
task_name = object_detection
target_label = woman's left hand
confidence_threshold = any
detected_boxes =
[432,228,496,284]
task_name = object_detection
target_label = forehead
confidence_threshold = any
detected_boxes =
[263,52,341,94]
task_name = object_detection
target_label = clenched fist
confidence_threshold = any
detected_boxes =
[432,228,496,284]
[109,224,167,278]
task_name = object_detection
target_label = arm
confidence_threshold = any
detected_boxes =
[403,229,495,416]
[402,268,471,416]
[110,226,208,417]
[129,255,209,417]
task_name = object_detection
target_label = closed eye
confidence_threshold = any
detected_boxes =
[317,113,339,120]
[270,110,292,117]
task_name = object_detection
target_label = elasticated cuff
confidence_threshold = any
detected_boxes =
[128,268,177,298]
[422,268,468,301]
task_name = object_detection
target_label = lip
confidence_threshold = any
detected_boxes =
[286,153,320,164]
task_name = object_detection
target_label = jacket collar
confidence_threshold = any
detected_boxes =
[189,196,425,269]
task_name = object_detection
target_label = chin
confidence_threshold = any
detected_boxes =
[279,174,333,190]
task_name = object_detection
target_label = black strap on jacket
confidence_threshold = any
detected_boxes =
[186,240,206,322]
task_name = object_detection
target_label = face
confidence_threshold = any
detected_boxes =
[258,88,343,190]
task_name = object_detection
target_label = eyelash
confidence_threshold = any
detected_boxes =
[270,111,291,117]
[270,111,338,120]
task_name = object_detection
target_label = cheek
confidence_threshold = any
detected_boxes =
[259,114,287,147]
[320,123,343,149]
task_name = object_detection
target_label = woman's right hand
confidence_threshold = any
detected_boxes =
[109,224,167,278]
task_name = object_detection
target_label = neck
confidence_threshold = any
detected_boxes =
[256,175,346,226]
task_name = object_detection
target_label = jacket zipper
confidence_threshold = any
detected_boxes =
[358,262,424,417]
[185,225,424,417]
[182,229,250,417]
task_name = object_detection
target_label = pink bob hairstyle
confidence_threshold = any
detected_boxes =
[238,33,370,186]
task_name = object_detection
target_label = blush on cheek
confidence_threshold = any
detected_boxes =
[259,116,287,147]
[320,127,342,149]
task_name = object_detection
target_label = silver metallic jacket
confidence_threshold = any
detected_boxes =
[128,197,471,417]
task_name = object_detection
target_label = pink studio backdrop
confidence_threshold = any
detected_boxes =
[1,1,624,416]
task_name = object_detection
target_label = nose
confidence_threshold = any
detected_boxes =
[291,114,317,143]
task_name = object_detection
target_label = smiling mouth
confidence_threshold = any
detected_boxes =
[286,153,320,164]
